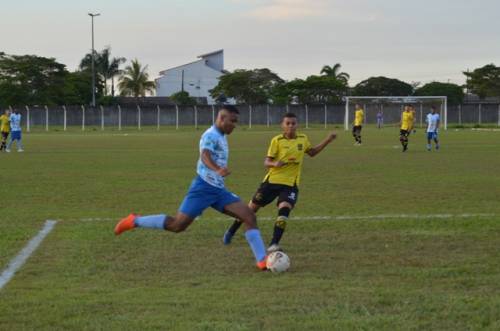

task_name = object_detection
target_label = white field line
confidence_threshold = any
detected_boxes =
[471,128,500,132]
[75,213,495,222]
[0,220,57,291]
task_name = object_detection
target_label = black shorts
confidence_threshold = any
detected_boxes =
[352,125,362,135]
[400,130,409,137]
[251,181,299,208]
[1,131,8,140]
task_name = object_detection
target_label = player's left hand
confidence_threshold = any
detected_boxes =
[328,132,337,141]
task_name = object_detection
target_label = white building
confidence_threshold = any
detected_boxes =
[155,50,225,104]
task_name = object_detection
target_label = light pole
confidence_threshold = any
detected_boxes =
[88,13,100,107]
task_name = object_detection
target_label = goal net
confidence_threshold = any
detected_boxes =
[344,96,448,131]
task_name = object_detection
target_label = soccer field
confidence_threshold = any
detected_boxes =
[1,126,499,330]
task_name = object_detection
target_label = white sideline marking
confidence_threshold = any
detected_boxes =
[74,213,495,222]
[215,213,495,221]
[0,220,57,291]
[471,128,500,132]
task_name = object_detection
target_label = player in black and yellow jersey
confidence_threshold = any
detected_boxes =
[352,104,364,145]
[0,109,10,151]
[400,105,413,152]
[222,112,336,252]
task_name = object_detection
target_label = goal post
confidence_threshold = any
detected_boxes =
[344,96,447,131]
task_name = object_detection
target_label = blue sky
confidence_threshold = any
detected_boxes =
[1,0,499,86]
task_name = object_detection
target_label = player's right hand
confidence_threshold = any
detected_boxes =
[274,161,287,168]
[217,167,231,177]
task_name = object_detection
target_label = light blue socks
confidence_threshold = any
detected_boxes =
[245,229,267,262]
[135,214,167,230]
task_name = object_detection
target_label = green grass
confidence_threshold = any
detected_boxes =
[1,126,500,330]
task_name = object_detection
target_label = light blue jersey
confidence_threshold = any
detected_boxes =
[9,113,21,131]
[426,113,440,132]
[197,125,228,188]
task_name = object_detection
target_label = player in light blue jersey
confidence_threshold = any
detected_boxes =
[426,106,440,151]
[114,105,269,270]
[6,109,23,152]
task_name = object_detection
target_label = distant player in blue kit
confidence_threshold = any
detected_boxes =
[376,108,383,129]
[6,109,23,153]
[114,105,269,270]
[426,106,440,151]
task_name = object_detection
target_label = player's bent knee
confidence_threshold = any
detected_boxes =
[240,213,257,229]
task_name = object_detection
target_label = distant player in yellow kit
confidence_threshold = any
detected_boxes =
[222,112,336,252]
[0,109,10,151]
[352,104,364,145]
[400,105,413,152]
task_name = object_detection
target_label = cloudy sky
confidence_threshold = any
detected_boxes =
[1,0,499,86]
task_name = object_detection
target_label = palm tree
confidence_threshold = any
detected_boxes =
[79,47,126,96]
[118,59,156,100]
[99,47,126,96]
[320,63,350,85]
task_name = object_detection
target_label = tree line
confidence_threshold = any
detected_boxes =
[0,49,499,107]
[0,48,155,108]
[210,64,500,106]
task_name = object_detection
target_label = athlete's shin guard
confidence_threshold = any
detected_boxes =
[270,213,289,246]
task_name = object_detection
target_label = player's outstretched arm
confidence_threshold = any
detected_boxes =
[307,132,336,157]
[264,156,286,169]
[201,149,231,176]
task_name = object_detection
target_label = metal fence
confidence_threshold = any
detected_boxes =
[8,103,500,131]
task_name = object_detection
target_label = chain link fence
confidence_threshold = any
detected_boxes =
[8,103,500,131]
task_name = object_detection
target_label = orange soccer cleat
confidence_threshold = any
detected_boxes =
[256,256,268,271]
[114,213,138,235]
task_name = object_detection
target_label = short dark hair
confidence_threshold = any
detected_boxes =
[220,105,239,114]
[283,112,296,119]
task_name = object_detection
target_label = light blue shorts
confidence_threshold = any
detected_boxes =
[11,131,21,140]
[427,132,438,140]
[179,176,241,218]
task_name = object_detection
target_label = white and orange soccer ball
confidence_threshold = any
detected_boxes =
[266,251,290,273]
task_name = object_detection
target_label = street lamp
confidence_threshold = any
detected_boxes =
[88,13,100,107]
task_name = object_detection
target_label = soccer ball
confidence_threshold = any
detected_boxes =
[266,251,290,273]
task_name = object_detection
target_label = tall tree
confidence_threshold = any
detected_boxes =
[281,75,347,104]
[108,55,127,97]
[0,53,67,106]
[463,64,500,99]
[79,46,126,96]
[352,76,413,96]
[210,68,284,104]
[118,59,156,99]
[62,71,94,105]
[320,63,350,85]
[415,82,464,104]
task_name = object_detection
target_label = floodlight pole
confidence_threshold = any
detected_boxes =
[88,13,100,108]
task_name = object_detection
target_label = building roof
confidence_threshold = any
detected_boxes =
[158,59,205,76]
[198,49,223,58]
[158,49,224,76]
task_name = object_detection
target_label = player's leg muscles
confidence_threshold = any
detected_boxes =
[164,212,195,233]
[224,201,266,263]
[223,201,260,245]
[224,201,257,230]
